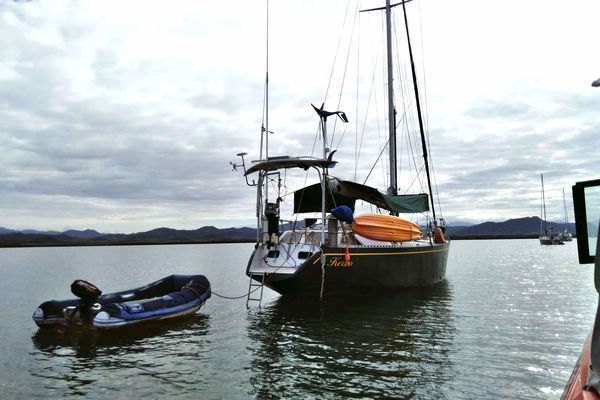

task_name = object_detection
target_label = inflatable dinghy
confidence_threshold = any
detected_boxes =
[33,274,211,330]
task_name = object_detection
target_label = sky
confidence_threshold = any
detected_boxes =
[1,0,600,233]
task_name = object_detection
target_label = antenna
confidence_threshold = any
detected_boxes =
[230,152,256,186]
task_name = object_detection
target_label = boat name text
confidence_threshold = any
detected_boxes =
[327,257,352,268]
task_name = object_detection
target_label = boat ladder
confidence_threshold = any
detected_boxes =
[246,273,265,307]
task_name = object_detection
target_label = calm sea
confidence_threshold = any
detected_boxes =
[0,240,593,399]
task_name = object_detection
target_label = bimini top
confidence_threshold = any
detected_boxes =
[245,156,336,176]
[294,177,430,214]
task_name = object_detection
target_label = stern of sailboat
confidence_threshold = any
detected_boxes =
[246,219,450,297]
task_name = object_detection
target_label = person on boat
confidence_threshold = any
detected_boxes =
[428,220,446,243]
[439,218,447,233]
[434,226,445,244]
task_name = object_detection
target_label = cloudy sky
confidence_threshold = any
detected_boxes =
[1,0,599,233]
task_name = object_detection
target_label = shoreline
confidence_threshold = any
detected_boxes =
[0,234,560,248]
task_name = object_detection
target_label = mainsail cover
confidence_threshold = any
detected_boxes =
[294,183,356,214]
[293,178,429,214]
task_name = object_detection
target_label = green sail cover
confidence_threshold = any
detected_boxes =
[382,193,430,213]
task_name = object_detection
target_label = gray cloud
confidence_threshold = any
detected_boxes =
[1,0,599,232]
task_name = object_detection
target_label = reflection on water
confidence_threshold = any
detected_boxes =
[30,314,210,397]
[247,282,455,399]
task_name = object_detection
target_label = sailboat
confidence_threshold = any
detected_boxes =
[233,0,450,301]
[539,173,564,245]
[560,187,573,242]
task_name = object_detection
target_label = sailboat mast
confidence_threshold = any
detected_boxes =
[265,0,270,160]
[541,173,547,232]
[385,0,397,197]
[400,0,436,221]
[563,187,569,226]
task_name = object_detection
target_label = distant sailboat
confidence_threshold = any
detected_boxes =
[539,173,564,245]
[560,187,573,242]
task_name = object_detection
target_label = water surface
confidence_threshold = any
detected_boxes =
[0,240,593,399]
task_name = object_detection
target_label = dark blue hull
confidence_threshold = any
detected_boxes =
[33,274,211,330]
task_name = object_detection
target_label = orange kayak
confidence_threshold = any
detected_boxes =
[351,213,422,242]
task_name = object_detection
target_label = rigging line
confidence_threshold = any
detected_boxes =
[401,103,419,189]
[353,15,386,182]
[423,116,442,215]
[427,126,443,216]
[266,175,277,190]
[416,0,429,138]
[393,91,422,192]
[323,0,353,104]
[392,8,425,194]
[393,27,425,194]
[401,163,425,195]
[331,121,349,156]
[281,168,289,201]
[347,12,388,190]
[355,74,375,177]
[363,137,390,185]
[354,10,361,180]
[412,127,425,194]
[331,12,377,181]
[395,20,417,189]
[352,46,378,180]
[434,174,443,216]
[400,0,436,221]
[330,0,359,149]
[423,115,443,216]
[309,119,321,158]
[402,10,434,200]
[392,10,415,191]
[395,100,413,188]
[403,113,426,193]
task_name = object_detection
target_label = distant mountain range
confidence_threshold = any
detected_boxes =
[0,216,576,247]
[445,216,575,239]
[0,225,257,247]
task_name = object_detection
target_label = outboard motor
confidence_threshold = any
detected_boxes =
[264,201,280,245]
[71,279,102,322]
